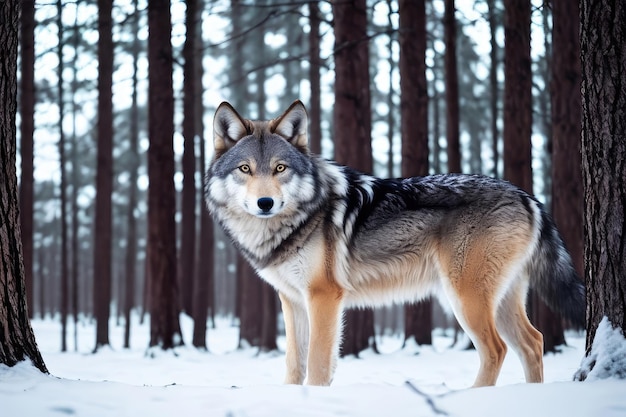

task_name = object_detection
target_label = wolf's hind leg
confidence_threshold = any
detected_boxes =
[454,294,507,387]
[496,282,544,383]
[279,293,309,384]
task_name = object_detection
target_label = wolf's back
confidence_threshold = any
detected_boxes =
[527,204,585,327]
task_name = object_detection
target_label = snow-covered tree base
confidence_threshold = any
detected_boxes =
[574,317,626,381]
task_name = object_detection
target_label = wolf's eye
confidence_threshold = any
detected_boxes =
[238,164,250,174]
[275,164,286,173]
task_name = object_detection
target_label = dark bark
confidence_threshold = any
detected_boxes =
[580,0,626,353]
[332,0,376,356]
[19,0,35,318]
[238,258,262,348]
[123,0,141,349]
[0,0,47,373]
[551,0,583,340]
[180,0,198,316]
[332,0,372,170]
[487,0,499,178]
[147,0,183,350]
[502,0,532,194]
[93,0,114,352]
[308,1,322,155]
[399,0,432,346]
[192,0,212,350]
[57,0,69,353]
[443,0,461,173]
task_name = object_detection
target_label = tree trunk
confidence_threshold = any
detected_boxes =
[0,0,47,372]
[147,0,183,351]
[444,0,461,173]
[180,0,198,316]
[93,0,114,352]
[192,0,212,350]
[57,0,70,353]
[123,0,141,349]
[19,0,35,319]
[238,258,262,348]
[579,0,626,353]
[399,0,432,347]
[332,0,376,356]
[487,0,500,178]
[308,1,322,155]
[503,0,532,194]
[551,0,583,328]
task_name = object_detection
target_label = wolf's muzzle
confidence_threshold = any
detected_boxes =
[257,197,274,213]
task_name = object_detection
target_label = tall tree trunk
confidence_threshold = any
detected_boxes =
[192,0,213,350]
[0,0,47,372]
[444,0,461,173]
[308,1,322,155]
[332,0,376,357]
[123,0,141,349]
[487,0,500,178]
[93,0,114,352]
[19,0,35,319]
[147,0,183,351]
[399,0,432,347]
[579,0,626,355]
[70,7,81,351]
[180,0,198,316]
[57,0,70,354]
[502,0,532,194]
[551,0,583,280]
[550,0,583,348]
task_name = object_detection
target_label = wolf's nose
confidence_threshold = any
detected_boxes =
[257,197,274,213]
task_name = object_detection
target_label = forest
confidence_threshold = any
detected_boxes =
[2,0,624,372]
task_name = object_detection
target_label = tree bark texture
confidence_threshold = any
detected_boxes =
[93,0,114,351]
[308,1,322,155]
[580,0,626,351]
[0,0,47,372]
[443,0,461,173]
[551,0,583,292]
[332,0,372,170]
[503,0,532,194]
[399,0,432,346]
[19,0,35,317]
[148,0,183,350]
[332,0,376,356]
[123,0,141,349]
[180,0,198,315]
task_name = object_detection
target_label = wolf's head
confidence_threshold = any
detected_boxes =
[206,101,317,219]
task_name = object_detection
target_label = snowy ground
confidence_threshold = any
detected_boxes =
[1,313,625,417]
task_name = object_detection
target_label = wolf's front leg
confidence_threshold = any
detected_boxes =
[279,293,309,384]
[305,284,344,386]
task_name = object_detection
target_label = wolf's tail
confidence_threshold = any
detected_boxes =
[527,203,586,327]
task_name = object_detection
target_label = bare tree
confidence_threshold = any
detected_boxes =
[308,1,322,155]
[147,0,183,350]
[579,0,626,359]
[443,0,460,173]
[399,0,432,347]
[123,0,142,349]
[502,0,532,194]
[180,0,198,317]
[93,0,114,352]
[332,0,376,356]
[0,0,47,373]
[19,0,36,318]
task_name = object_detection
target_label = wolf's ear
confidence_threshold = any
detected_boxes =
[272,100,309,153]
[213,102,249,157]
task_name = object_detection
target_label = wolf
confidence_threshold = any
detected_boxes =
[205,100,585,387]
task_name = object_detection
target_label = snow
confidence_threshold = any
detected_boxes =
[576,317,626,381]
[1,314,625,417]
